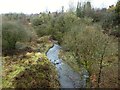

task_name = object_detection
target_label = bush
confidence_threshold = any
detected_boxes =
[2,21,28,50]
[35,24,50,37]
[61,24,118,87]
[31,14,52,37]
[2,53,60,88]
[62,25,117,70]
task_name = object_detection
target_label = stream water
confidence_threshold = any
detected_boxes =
[46,44,89,88]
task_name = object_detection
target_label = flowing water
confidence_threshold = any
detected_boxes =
[46,44,89,88]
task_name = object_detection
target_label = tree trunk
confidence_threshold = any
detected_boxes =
[97,44,107,88]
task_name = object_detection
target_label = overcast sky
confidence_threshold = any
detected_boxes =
[0,0,118,14]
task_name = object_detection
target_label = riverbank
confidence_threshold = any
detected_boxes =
[59,46,118,88]
[58,49,90,88]
[2,36,60,88]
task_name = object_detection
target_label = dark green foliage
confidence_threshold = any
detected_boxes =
[76,2,84,18]
[100,1,120,37]
[76,1,92,18]
[115,1,120,18]
[102,11,115,29]
[92,8,106,22]
[114,1,120,26]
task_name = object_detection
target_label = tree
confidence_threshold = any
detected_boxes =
[101,1,120,37]
[61,6,64,13]
[76,1,85,18]
[76,1,93,18]
[83,1,92,17]
[114,0,120,26]
[61,25,115,87]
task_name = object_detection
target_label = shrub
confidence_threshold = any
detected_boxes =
[2,21,28,50]
[62,25,117,70]
[35,24,50,37]
[61,24,118,87]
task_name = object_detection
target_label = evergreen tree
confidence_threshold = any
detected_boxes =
[114,0,120,26]
[76,2,84,18]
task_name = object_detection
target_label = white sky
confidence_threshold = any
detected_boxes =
[0,0,118,14]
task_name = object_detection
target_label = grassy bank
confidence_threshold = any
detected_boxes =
[2,36,60,88]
